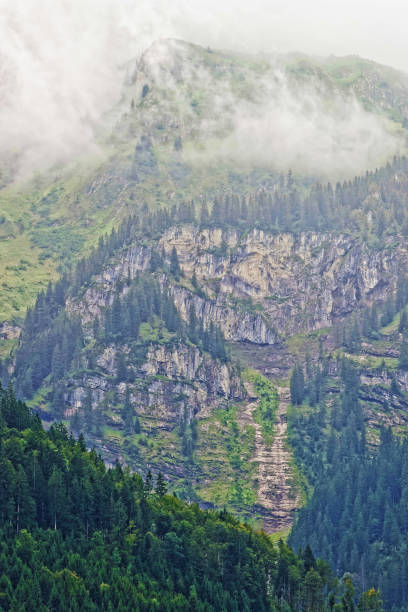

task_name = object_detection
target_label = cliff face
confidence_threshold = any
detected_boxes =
[160,225,405,340]
[68,225,406,346]
[67,341,241,420]
[63,338,243,478]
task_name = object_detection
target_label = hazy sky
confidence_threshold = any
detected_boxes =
[167,0,408,73]
[1,0,407,177]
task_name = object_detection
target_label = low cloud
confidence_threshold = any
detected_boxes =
[218,72,405,179]
[0,0,407,180]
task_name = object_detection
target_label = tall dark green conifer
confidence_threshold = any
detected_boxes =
[170,247,182,280]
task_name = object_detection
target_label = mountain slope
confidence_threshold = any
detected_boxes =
[1,39,408,332]
[2,384,378,611]
[4,159,408,539]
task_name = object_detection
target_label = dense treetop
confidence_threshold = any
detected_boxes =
[289,354,408,611]
[0,383,382,610]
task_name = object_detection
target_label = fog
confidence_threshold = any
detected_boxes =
[218,73,405,179]
[1,0,407,179]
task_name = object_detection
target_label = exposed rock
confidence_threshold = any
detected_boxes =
[241,383,301,533]
[170,285,278,344]
[65,341,242,428]
[0,322,21,340]
[69,225,408,345]
[160,224,407,340]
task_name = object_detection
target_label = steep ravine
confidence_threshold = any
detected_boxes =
[242,381,301,533]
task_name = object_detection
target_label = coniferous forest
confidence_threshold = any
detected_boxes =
[3,157,408,610]
[289,356,408,610]
[0,384,383,610]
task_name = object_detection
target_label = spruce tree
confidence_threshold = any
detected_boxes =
[122,387,134,433]
[155,472,167,496]
[83,389,93,432]
[170,247,182,280]
[144,470,153,497]
[399,308,408,333]
[399,337,408,370]
[116,353,128,383]
[70,411,82,436]
[290,364,305,405]
[188,304,198,344]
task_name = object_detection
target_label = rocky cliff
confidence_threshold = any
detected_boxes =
[161,225,406,340]
[68,224,407,346]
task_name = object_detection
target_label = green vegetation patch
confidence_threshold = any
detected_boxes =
[246,370,278,445]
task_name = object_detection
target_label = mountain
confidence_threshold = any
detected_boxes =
[1,39,407,335]
[2,38,408,609]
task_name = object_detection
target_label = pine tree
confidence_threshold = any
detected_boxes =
[370,304,379,335]
[191,271,199,291]
[170,247,182,280]
[399,337,408,370]
[150,249,163,272]
[94,408,104,439]
[399,308,408,333]
[111,294,122,339]
[116,353,128,383]
[51,343,64,381]
[304,568,324,612]
[70,411,82,436]
[48,466,64,530]
[92,317,100,339]
[122,387,134,433]
[200,202,209,225]
[52,386,65,420]
[290,364,305,405]
[188,304,198,345]
[390,376,400,396]
[376,210,386,237]
[155,472,167,496]
[83,389,93,432]
[144,470,153,497]
[134,415,141,434]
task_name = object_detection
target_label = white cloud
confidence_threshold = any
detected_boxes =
[0,0,407,177]
[218,73,405,179]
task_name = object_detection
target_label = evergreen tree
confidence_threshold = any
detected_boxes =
[399,337,408,370]
[70,410,82,436]
[170,247,182,280]
[399,308,408,333]
[0,385,382,610]
[290,364,305,405]
[122,387,134,433]
[83,388,93,432]
[116,353,128,383]
[144,470,153,497]
[155,472,167,496]
[391,376,400,396]
[188,304,198,345]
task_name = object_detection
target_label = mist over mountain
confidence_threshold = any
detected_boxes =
[3,3,408,610]
[1,0,408,179]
